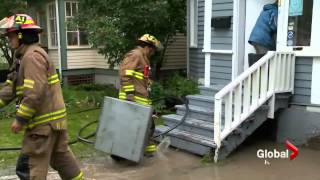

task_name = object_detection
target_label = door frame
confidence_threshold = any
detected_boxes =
[232,0,245,79]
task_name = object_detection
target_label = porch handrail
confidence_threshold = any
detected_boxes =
[214,51,296,161]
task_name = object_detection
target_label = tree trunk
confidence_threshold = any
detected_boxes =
[154,35,170,80]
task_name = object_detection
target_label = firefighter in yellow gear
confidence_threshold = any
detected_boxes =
[119,34,163,156]
[0,14,84,180]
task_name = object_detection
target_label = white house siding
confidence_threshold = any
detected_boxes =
[48,49,109,69]
[67,49,109,69]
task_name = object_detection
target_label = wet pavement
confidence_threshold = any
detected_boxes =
[1,140,320,180]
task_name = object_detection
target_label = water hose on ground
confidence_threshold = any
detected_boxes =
[0,96,190,150]
[0,107,100,151]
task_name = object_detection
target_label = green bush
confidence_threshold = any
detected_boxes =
[150,74,199,114]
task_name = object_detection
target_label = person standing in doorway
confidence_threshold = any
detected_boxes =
[248,1,278,65]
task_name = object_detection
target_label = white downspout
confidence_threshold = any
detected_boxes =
[203,0,212,87]
[55,0,62,80]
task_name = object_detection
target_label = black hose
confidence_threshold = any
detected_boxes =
[152,98,189,139]
[77,120,98,144]
[0,107,101,151]
[0,96,190,151]
[152,97,189,139]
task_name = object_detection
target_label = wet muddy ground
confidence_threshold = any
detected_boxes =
[1,139,319,180]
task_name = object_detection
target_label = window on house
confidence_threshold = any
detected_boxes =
[65,1,88,46]
[47,2,88,48]
[287,0,313,47]
[48,3,58,47]
[189,0,198,48]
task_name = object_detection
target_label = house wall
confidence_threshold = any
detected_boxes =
[48,49,110,69]
[162,34,187,70]
[31,0,186,73]
[189,0,233,85]
[292,57,313,105]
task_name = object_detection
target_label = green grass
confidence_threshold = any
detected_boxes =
[0,84,118,169]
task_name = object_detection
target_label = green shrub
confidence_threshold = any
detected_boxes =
[165,74,199,98]
[150,74,199,114]
[63,84,118,108]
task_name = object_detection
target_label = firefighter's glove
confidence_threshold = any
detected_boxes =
[126,94,135,101]
[11,119,24,134]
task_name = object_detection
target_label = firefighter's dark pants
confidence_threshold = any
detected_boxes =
[16,124,84,180]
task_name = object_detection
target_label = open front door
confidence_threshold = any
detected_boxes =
[243,0,276,70]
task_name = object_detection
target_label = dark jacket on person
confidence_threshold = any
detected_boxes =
[248,3,278,50]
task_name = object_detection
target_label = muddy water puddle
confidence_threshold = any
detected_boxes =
[1,140,319,180]
[82,140,320,180]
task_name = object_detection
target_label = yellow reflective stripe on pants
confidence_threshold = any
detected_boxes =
[34,108,66,121]
[145,145,157,152]
[48,79,60,85]
[16,86,24,90]
[48,74,60,85]
[17,109,33,119]
[20,104,36,113]
[5,80,12,85]
[16,86,25,95]
[28,112,67,129]
[71,171,84,180]
[48,74,59,81]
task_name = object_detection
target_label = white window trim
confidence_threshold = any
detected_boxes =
[277,0,320,57]
[47,2,58,49]
[36,12,42,45]
[189,0,198,48]
[47,1,90,50]
[65,1,90,48]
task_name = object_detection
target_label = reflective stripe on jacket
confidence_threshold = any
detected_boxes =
[0,44,66,129]
[119,47,152,105]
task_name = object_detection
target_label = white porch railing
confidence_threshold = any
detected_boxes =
[213,51,296,154]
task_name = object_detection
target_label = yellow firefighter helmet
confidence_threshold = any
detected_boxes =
[138,34,163,51]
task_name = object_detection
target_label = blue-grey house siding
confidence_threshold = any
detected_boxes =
[189,0,205,81]
[189,0,233,86]
[292,57,312,104]
[211,0,233,85]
